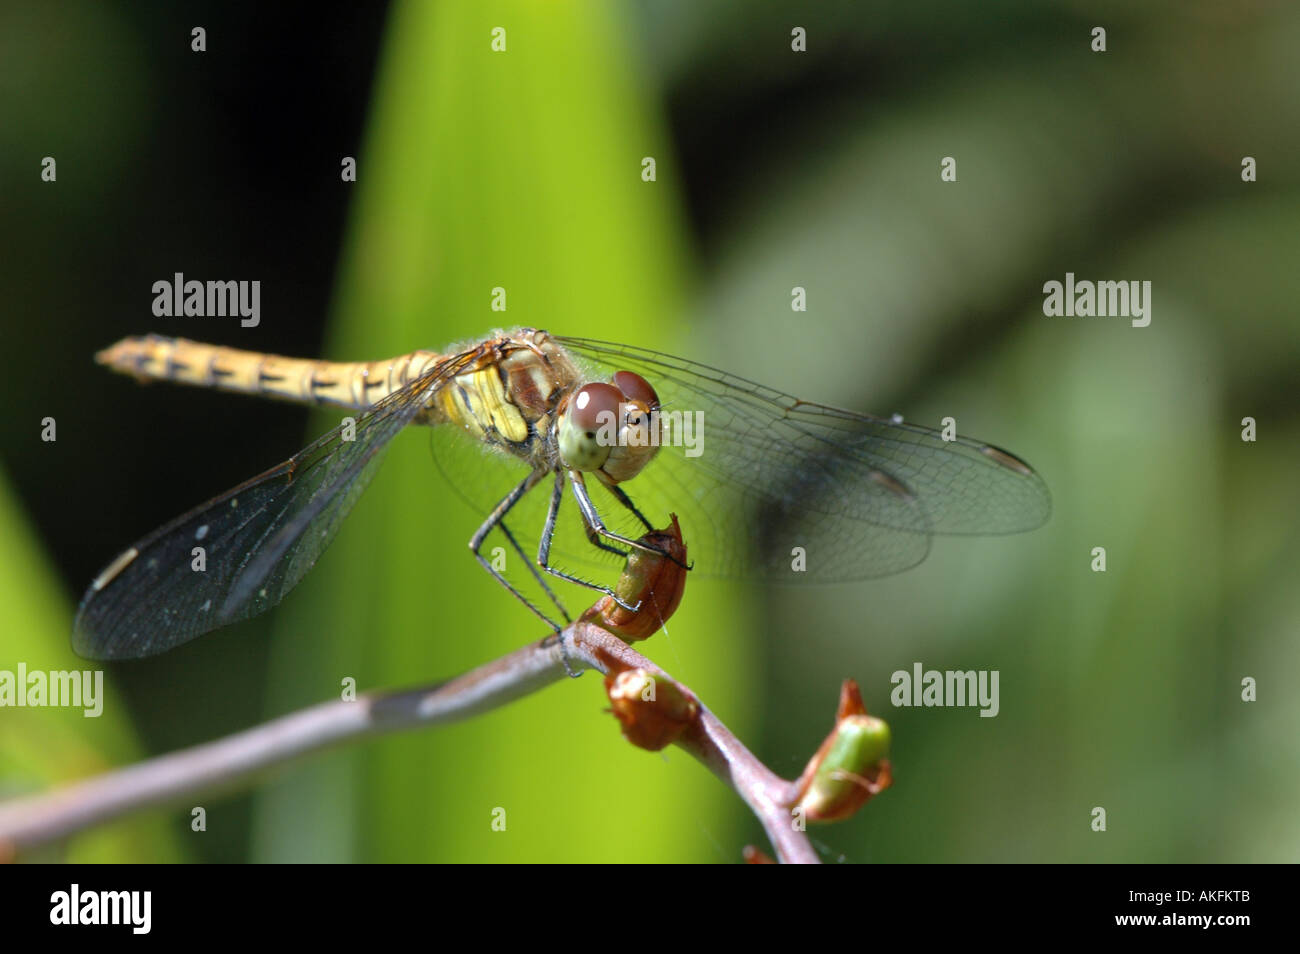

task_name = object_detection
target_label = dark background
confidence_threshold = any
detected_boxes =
[3,1,1297,862]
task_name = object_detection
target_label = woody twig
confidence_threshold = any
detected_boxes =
[0,518,889,864]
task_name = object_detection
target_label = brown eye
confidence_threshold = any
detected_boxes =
[572,382,622,434]
[613,370,658,409]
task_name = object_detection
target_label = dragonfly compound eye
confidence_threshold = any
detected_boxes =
[560,382,621,471]
[613,370,659,410]
[595,371,663,484]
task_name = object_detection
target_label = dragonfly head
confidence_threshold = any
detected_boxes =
[557,370,661,483]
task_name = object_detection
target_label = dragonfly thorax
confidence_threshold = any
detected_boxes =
[432,330,578,454]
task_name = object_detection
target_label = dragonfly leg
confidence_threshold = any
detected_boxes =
[602,482,656,533]
[606,482,691,571]
[537,471,640,613]
[565,477,628,560]
[469,470,565,632]
[496,518,581,680]
[568,469,675,563]
[497,517,571,624]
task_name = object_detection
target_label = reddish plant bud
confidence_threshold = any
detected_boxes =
[605,668,698,751]
[794,679,893,823]
[581,514,688,642]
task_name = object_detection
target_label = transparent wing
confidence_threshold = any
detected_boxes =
[551,335,1052,583]
[73,353,471,659]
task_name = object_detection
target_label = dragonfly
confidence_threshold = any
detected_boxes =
[73,328,1051,659]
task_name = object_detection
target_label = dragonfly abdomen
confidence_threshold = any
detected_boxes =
[95,335,444,412]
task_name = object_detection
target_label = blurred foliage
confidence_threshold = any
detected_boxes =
[247,0,751,863]
[1,0,1297,862]
[0,466,181,862]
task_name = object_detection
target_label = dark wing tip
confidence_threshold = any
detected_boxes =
[979,443,1035,477]
[70,620,118,660]
[979,443,1053,529]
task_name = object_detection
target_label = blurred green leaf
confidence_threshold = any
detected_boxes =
[0,465,182,862]
[250,0,756,863]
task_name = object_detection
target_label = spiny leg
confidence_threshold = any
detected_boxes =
[537,470,638,611]
[469,470,562,631]
[498,517,571,624]
[567,470,674,562]
[603,482,655,534]
[602,481,691,571]
[568,476,629,560]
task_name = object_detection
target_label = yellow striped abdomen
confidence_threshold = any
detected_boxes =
[95,335,444,412]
